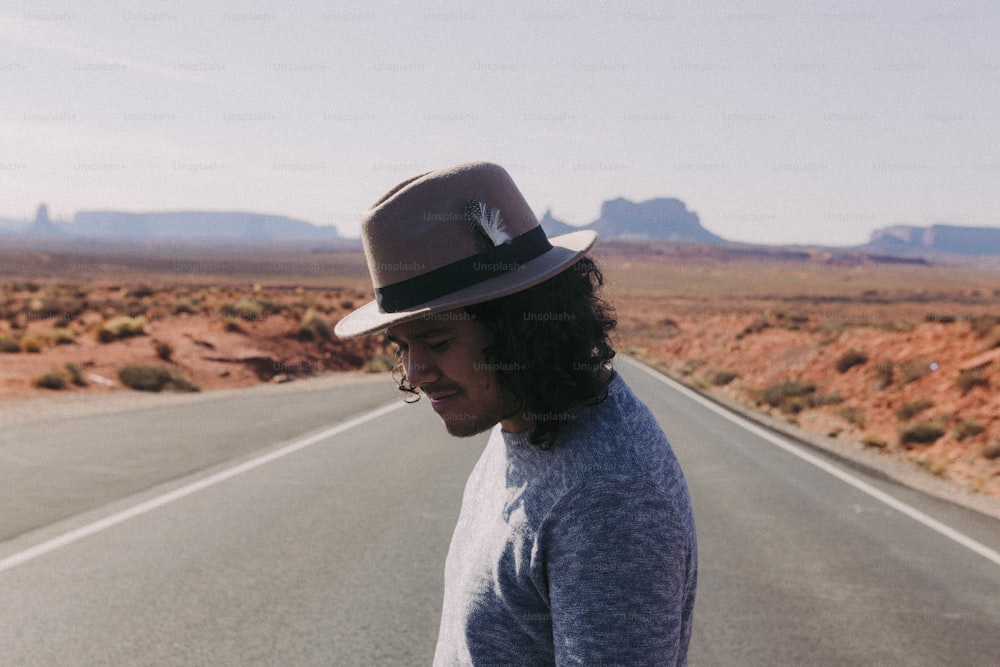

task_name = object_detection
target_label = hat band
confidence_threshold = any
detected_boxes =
[375,226,553,312]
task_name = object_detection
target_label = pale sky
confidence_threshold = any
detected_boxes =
[1,0,997,246]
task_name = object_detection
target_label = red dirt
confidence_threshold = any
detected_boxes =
[0,282,388,402]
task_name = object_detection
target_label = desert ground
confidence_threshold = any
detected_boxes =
[2,238,999,497]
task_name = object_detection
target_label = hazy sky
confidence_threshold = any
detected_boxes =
[2,0,997,246]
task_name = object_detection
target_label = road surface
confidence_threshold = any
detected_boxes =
[1,361,998,665]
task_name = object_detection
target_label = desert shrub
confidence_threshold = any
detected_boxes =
[127,285,155,298]
[761,379,815,405]
[736,317,770,339]
[299,308,331,341]
[954,419,985,441]
[174,297,198,314]
[896,398,934,421]
[257,298,280,314]
[900,422,946,446]
[812,319,845,339]
[221,297,266,321]
[66,363,87,387]
[968,314,1000,338]
[0,297,15,319]
[679,359,704,376]
[221,297,279,321]
[224,317,245,333]
[118,365,171,391]
[340,299,354,310]
[761,380,816,413]
[983,441,1000,460]
[658,317,682,337]
[51,328,75,345]
[873,362,895,389]
[841,406,866,428]
[900,358,932,385]
[861,434,888,449]
[97,315,146,342]
[118,365,198,392]
[776,312,810,330]
[917,456,948,477]
[956,369,989,395]
[123,302,147,316]
[878,320,914,333]
[35,370,67,390]
[0,335,20,353]
[924,312,957,324]
[154,339,174,361]
[145,306,171,322]
[835,349,868,373]
[705,369,738,386]
[18,333,47,353]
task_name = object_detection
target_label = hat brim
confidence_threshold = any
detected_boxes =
[333,230,597,338]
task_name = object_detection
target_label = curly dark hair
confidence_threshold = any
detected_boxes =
[392,255,617,449]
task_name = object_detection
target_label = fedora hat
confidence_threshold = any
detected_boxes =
[334,162,597,338]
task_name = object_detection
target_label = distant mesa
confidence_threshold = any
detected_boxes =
[538,209,579,238]
[540,197,725,244]
[865,224,1000,257]
[589,197,725,243]
[30,204,64,236]
[3,208,343,241]
[70,210,343,240]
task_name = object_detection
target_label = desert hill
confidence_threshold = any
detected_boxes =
[2,205,342,241]
[865,224,1000,257]
[541,197,724,243]
[72,210,343,240]
[589,197,724,243]
[538,209,579,237]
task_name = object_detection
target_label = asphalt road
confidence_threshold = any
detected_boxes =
[1,361,999,665]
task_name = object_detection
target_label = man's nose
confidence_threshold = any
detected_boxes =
[404,349,439,387]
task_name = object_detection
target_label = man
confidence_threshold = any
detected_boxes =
[335,162,697,665]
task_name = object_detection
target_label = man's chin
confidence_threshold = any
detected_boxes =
[439,414,495,438]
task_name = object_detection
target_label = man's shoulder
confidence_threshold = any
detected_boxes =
[562,372,663,448]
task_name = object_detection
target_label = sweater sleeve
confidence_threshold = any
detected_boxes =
[536,475,695,666]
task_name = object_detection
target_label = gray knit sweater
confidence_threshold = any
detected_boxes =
[433,372,697,666]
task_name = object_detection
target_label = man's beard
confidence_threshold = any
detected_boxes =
[435,394,523,438]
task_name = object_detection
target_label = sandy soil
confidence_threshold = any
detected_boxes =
[0,281,390,403]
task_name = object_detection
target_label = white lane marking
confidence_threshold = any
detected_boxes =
[0,400,405,574]
[622,356,1000,568]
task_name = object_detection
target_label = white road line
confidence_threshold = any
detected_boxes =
[0,400,405,574]
[622,356,1000,568]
